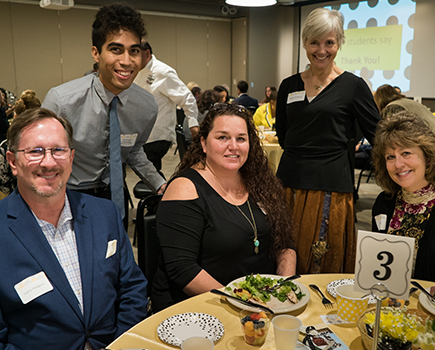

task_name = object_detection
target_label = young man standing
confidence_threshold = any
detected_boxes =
[43,4,166,220]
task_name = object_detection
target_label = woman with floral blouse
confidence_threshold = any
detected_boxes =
[371,111,435,282]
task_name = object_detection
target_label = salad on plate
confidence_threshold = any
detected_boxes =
[225,274,305,305]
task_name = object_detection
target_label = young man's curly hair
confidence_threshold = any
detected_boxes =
[92,4,146,53]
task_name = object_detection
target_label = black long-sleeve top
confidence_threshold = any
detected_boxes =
[275,72,380,193]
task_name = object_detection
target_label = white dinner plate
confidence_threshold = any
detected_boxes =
[327,278,377,304]
[157,312,224,346]
[419,287,435,315]
[225,274,310,314]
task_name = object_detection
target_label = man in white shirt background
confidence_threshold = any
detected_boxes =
[134,42,199,178]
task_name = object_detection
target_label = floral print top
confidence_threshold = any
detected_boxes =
[388,184,435,273]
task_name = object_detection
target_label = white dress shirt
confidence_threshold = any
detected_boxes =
[134,55,198,144]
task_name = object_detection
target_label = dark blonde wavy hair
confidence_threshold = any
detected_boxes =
[14,90,41,116]
[374,84,406,113]
[173,104,295,258]
[372,111,435,194]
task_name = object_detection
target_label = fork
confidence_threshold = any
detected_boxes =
[266,274,301,293]
[309,284,334,309]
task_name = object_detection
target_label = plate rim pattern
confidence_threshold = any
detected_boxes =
[157,312,225,346]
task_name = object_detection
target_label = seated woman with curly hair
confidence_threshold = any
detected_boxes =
[152,103,296,312]
[372,111,435,282]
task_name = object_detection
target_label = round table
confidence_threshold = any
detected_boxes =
[261,141,283,174]
[107,274,432,350]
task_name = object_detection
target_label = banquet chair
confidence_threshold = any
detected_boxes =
[135,189,163,295]
[355,152,374,194]
[246,106,258,115]
[174,108,188,160]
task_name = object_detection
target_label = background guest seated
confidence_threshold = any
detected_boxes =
[260,86,276,106]
[374,84,435,131]
[372,111,435,282]
[0,89,42,195]
[14,89,41,117]
[152,104,296,312]
[183,89,221,146]
[213,85,230,103]
[253,90,277,128]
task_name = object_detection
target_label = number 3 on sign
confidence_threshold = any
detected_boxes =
[354,230,415,300]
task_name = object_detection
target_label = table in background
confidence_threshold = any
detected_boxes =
[107,274,432,350]
[261,141,283,174]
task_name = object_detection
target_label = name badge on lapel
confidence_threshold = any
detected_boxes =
[14,271,53,304]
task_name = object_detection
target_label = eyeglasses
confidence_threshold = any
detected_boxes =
[17,147,73,161]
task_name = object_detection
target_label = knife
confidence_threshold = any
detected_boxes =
[411,281,435,303]
[210,289,275,314]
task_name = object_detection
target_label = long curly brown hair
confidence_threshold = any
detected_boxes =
[173,103,295,258]
[372,111,435,194]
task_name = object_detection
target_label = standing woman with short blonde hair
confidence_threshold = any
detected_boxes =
[275,8,380,274]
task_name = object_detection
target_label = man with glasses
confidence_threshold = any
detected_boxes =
[42,4,166,222]
[1,108,148,349]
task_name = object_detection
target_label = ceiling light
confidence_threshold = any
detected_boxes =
[225,0,277,7]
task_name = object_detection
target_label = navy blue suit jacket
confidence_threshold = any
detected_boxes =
[232,94,259,109]
[0,189,148,349]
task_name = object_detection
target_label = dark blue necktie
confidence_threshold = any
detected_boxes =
[109,97,125,218]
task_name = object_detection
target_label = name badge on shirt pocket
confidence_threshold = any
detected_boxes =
[14,271,53,304]
[287,91,306,104]
[121,134,138,147]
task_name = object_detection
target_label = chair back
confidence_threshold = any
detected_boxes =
[175,124,188,161]
[136,193,163,295]
[246,106,258,114]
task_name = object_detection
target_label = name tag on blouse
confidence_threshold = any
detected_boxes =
[121,134,138,147]
[287,91,305,104]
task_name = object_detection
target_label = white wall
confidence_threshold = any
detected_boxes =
[0,1,232,100]
[247,5,296,101]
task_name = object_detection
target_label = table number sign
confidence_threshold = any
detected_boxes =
[354,230,415,300]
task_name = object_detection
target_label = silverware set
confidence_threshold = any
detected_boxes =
[309,284,334,309]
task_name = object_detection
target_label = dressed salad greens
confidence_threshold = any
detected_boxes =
[225,274,305,304]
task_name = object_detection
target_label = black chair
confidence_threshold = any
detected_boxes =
[133,181,163,295]
[175,124,188,161]
[246,106,258,115]
[174,109,188,160]
[355,152,374,194]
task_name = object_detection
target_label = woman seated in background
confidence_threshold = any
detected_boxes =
[374,84,435,131]
[372,111,435,282]
[0,89,41,196]
[183,89,221,146]
[253,91,277,128]
[260,86,276,106]
[14,89,41,117]
[152,104,296,312]
[213,85,229,103]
